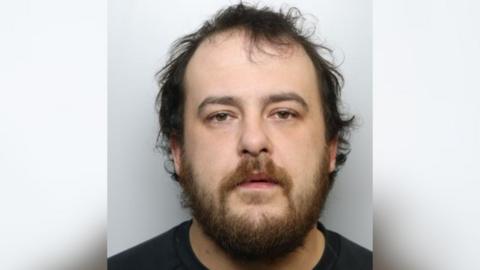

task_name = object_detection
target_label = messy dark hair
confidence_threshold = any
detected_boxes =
[155,3,354,187]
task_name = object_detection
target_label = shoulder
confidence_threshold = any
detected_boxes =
[108,222,188,270]
[324,229,372,270]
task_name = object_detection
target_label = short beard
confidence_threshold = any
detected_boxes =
[178,155,331,262]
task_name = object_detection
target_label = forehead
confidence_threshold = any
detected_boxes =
[184,30,320,106]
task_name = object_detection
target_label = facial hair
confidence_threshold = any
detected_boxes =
[178,154,331,261]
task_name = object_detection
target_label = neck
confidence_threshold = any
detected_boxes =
[189,219,325,270]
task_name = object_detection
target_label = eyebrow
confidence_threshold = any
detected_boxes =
[197,92,309,115]
[262,92,309,112]
[197,96,242,115]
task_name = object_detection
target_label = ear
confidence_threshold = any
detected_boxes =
[327,137,338,173]
[170,136,182,174]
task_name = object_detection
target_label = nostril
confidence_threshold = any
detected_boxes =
[241,147,269,157]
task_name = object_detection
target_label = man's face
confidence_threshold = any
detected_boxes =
[172,30,336,260]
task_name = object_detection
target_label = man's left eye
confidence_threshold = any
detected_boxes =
[273,110,297,120]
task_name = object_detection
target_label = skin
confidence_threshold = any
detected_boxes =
[171,30,338,270]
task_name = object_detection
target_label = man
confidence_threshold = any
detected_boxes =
[109,3,371,269]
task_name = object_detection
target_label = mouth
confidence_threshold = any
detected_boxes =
[237,173,280,189]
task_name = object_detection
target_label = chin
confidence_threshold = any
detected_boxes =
[229,204,289,226]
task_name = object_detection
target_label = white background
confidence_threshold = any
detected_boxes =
[374,1,480,268]
[1,0,480,269]
[108,0,372,256]
[0,1,107,269]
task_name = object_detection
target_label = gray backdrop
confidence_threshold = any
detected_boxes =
[108,0,372,256]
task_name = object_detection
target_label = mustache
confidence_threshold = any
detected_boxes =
[220,157,293,193]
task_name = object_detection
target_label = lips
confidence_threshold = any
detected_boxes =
[237,173,279,188]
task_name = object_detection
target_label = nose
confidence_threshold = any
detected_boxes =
[237,116,272,157]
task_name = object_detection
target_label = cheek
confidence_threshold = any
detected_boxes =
[183,123,239,196]
[185,124,238,165]
[270,125,326,192]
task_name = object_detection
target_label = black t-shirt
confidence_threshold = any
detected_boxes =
[108,220,372,269]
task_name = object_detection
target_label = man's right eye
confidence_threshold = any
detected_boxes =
[207,112,232,122]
